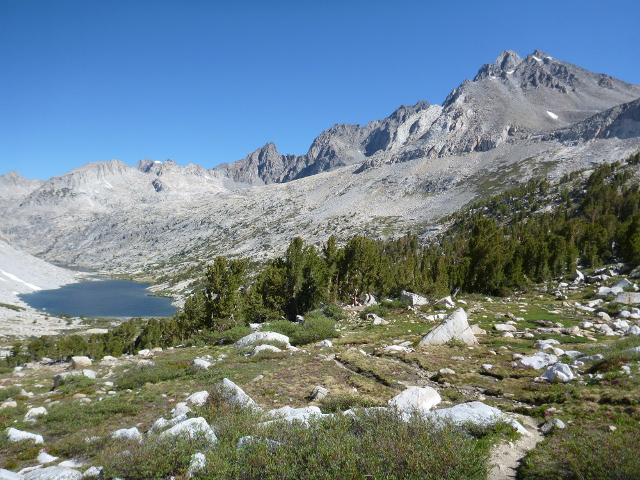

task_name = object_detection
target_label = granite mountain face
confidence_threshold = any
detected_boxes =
[2,50,640,278]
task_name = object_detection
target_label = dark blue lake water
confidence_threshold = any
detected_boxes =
[19,279,177,318]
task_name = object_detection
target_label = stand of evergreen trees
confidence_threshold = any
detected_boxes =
[7,152,640,364]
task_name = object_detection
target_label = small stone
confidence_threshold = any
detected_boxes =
[541,418,566,434]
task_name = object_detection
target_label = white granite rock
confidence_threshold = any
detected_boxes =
[518,352,558,370]
[541,363,574,383]
[6,427,43,444]
[418,309,477,346]
[111,427,143,442]
[388,386,441,412]
[186,391,209,407]
[235,331,291,349]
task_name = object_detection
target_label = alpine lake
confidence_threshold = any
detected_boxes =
[19,275,177,319]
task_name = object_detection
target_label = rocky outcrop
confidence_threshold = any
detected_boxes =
[418,308,478,346]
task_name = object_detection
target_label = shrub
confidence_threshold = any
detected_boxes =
[191,325,253,346]
[318,394,380,413]
[100,433,212,480]
[55,374,97,394]
[360,304,388,319]
[520,420,640,479]
[0,386,22,403]
[201,409,490,479]
[321,303,347,320]
[114,362,192,390]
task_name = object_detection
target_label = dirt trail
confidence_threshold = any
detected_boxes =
[489,415,543,480]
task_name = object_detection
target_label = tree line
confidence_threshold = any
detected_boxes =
[5,152,640,364]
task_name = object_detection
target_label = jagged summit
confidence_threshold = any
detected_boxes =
[474,50,523,80]
[212,50,640,184]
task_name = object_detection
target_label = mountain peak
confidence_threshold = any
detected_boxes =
[474,49,523,81]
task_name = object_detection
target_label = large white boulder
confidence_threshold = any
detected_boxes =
[23,466,82,480]
[186,391,210,407]
[235,332,291,349]
[518,352,557,370]
[261,406,327,427]
[217,378,261,411]
[0,468,24,480]
[418,308,477,346]
[541,363,574,383]
[400,291,429,306]
[24,407,48,422]
[111,427,143,442]
[190,359,211,370]
[252,345,282,355]
[614,292,640,304]
[388,386,441,412]
[425,402,527,434]
[160,417,217,444]
[70,356,91,370]
[6,427,43,444]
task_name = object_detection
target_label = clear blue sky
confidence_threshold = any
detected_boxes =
[1,0,639,180]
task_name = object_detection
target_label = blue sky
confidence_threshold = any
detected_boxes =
[1,0,639,180]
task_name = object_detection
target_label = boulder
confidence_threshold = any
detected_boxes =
[400,291,429,306]
[534,339,560,349]
[111,427,143,442]
[24,407,47,422]
[383,345,412,354]
[367,313,388,325]
[262,406,327,426]
[190,359,211,370]
[252,345,282,355]
[186,391,210,407]
[425,402,526,434]
[236,436,281,450]
[81,467,102,478]
[0,469,23,480]
[360,293,377,306]
[628,325,640,336]
[309,386,329,401]
[388,386,441,412]
[494,324,516,332]
[614,292,640,305]
[23,467,82,480]
[435,296,456,308]
[70,357,91,370]
[573,269,584,284]
[37,450,58,464]
[612,320,630,332]
[418,308,477,347]
[171,402,191,418]
[160,417,217,444]
[235,332,291,349]
[613,278,633,289]
[315,340,333,348]
[187,452,206,477]
[217,378,261,411]
[541,418,566,434]
[6,427,43,444]
[0,400,17,410]
[518,352,558,370]
[470,324,487,335]
[541,363,574,383]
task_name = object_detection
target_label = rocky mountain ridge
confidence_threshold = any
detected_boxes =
[1,49,640,278]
